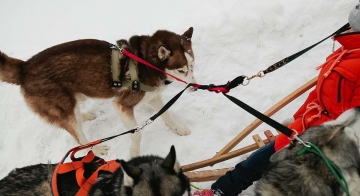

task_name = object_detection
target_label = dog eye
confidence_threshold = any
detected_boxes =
[178,70,185,73]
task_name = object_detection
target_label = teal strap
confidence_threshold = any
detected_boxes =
[297,143,350,196]
[190,184,205,191]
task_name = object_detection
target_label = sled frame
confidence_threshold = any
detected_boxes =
[182,76,318,182]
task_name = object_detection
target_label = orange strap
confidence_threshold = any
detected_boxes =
[51,140,103,196]
[70,140,101,161]
[300,100,323,131]
[76,160,121,196]
[52,150,121,196]
[57,151,95,173]
[52,164,61,196]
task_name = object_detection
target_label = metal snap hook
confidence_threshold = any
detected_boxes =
[293,135,311,148]
[242,79,250,86]
[246,71,265,81]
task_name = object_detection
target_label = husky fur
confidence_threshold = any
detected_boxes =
[0,27,196,157]
[255,107,360,196]
[0,145,190,196]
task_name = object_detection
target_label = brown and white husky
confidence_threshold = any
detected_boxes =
[0,27,196,157]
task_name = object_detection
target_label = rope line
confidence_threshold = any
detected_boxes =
[297,143,350,196]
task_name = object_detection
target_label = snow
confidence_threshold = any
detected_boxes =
[0,0,357,195]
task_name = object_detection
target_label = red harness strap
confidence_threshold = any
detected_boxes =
[121,49,188,84]
[51,142,121,196]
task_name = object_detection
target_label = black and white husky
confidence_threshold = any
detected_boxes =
[0,145,191,196]
[256,107,360,196]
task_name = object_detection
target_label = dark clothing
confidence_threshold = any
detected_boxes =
[211,141,276,196]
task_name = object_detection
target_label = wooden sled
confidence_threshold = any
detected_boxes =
[182,76,318,182]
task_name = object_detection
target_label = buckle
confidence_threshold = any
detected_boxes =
[112,81,122,87]
[132,80,140,90]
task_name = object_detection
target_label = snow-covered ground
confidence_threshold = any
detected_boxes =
[0,0,357,195]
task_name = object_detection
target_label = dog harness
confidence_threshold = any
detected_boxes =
[110,44,156,92]
[51,147,121,196]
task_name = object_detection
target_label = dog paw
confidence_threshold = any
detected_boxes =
[82,112,97,122]
[92,145,110,156]
[169,123,191,136]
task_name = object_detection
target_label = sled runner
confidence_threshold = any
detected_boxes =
[182,76,318,182]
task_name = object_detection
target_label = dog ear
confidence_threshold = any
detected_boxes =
[120,160,142,187]
[269,150,287,163]
[158,46,170,61]
[182,27,193,40]
[116,39,131,59]
[116,39,130,49]
[162,145,181,173]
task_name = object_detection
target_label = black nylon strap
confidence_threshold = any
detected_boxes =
[196,84,223,90]
[150,84,193,121]
[224,76,246,90]
[100,129,136,143]
[263,23,350,74]
[195,76,246,92]
[96,24,351,144]
[223,93,294,138]
[97,84,193,144]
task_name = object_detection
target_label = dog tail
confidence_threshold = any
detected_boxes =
[0,51,24,85]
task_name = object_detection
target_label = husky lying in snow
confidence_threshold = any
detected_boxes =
[255,107,360,196]
[0,145,191,196]
[0,27,196,157]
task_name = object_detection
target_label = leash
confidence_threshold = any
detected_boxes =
[296,143,350,196]
[221,92,350,195]
[49,22,352,196]
[118,47,189,84]
[103,23,351,154]
[116,23,350,94]
[60,23,351,193]
[104,22,350,165]
[50,84,196,195]
[246,23,350,81]
[56,83,194,153]
[222,92,300,141]
[120,47,244,93]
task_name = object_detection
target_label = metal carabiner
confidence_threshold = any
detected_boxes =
[246,71,265,81]
[242,79,250,86]
[135,119,153,132]
[293,135,311,148]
